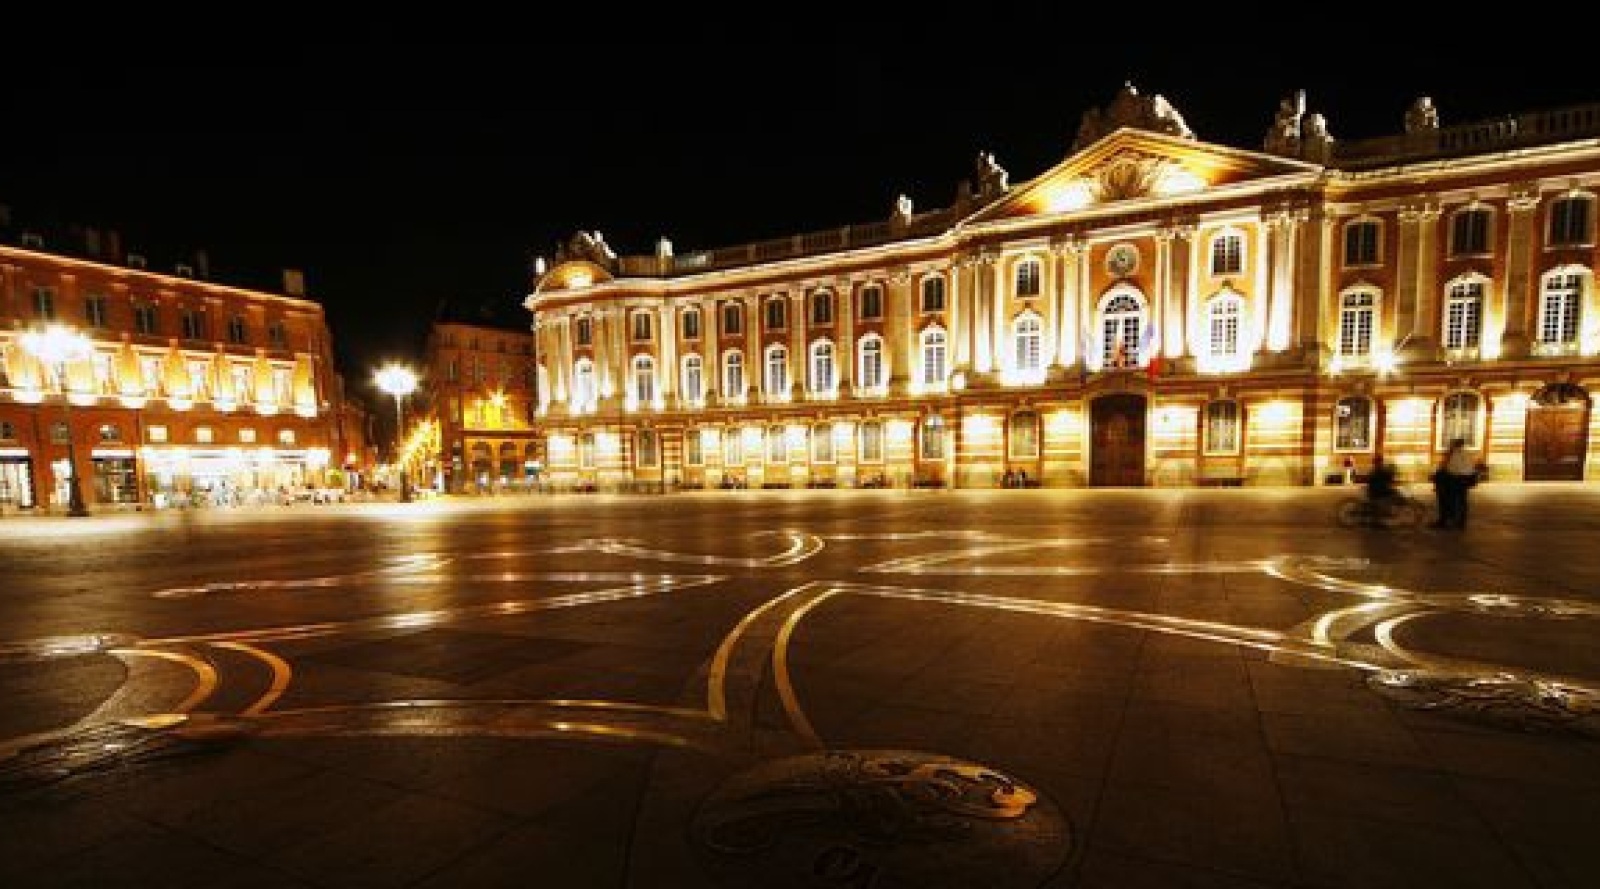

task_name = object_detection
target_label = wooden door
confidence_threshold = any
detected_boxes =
[1525,405,1588,480]
[1090,394,1147,487]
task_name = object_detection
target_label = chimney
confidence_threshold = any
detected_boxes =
[283,268,306,296]
[194,249,210,279]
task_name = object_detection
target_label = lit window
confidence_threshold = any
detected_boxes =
[1443,279,1484,350]
[686,429,703,465]
[920,328,947,386]
[810,341,835,394]
[858,337,885,392]
[1204,401,1240,454]
[632,355,655,404]
[1210,231,1244,276]
[764,345,788,396]
[723,352,744,400]
[240,428,257,444]
[637,429,659,467]
[1009,411,1039,458]
[1208,294,1242,360]
[766,426,787,463]
[97,423,121,442]
[1014,259,1041,297]
[812,424,835,463]
[681,355,703,404]
[1014,314,1042,375]
[1101,293,1144,367]
[1334,397,1372,451]
[1338,290,1377,357]
[723,428,744,465]
[578,433,595,469]
[858,420,883,463]
[1438,392,1481,449]
[147,425,169,443]
[1538,269,1584,346]
[195,426,215,444]
[920,414,946,460]
[277,429,296,446]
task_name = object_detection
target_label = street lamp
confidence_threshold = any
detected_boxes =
[375,364,418,502]
[21,324,93,517]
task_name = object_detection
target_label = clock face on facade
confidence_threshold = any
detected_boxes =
[1106,244,1139,277]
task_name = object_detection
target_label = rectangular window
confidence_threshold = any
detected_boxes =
[186,360,211,398]
[277,429,296,445]
[575,317,593,346]
[1008,414,1039,459]
[920,419,946,460]
[724,428,744,465]
[765,299,786,330]
[637,430,659,467]
[1015,261,1041,297]
[182,309,205,340]
[1211,235,1243,276]
[1549,197,1592,246]
[1451,209,1490,255]
[134,303,158,335]
[227,316,248,345]
[859,421,883,463]
[683,310,701,339]
[1343,222,1380,266]
[33,286,56,320]
[686,430,703,465]
[50,422,70,444]
[921,277,946,312]
[1204,401,1240,454]
[578,433,596,469]
[632,312,652,341]
[268,321,286,348]
[766,427,787,463]
[0,420,15,440]
[859,285,883,320]
[85,293,109,328]
[811,294,833,326]
[1444,284,1483,350]
[139,356,163,395]
[232,365,255,401]
[812,426,835,463]
[147,425,169,443]
[194,426,215,444]
[722,303,743,335]
[239,428,257,444]
[98,423,121,442]
[1334,398,1372,451]
[91,352,115,394]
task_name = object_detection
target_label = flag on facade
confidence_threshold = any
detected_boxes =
[1139,322,1163,380]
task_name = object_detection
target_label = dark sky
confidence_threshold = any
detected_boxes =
[1,19,1589,397]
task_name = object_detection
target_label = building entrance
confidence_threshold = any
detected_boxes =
[1525,383,1590,481]
[1090,393,1148,487]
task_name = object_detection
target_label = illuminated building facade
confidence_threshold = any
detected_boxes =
[527,86,1600,489]
[421,317,540,492]
[0,234,354,509]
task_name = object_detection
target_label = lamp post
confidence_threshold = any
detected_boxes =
[22,324,93,517]
[375,364,418,503]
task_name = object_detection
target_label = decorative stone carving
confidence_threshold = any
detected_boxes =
[1264,91,1306,156]
[1091,153,1176,202]
[556,230,618,268]
[975,152,1009,200]
[1405,97,1440,134]
[1072,82,1195,152]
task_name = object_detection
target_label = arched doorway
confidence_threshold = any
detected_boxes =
[1090,393,1147,487]
[1525,383,1590,481]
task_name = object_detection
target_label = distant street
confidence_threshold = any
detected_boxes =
[3,486,1599,888]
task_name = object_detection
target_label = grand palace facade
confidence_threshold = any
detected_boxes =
[524,86,1600,490]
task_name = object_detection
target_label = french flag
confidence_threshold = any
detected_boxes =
[1139,323,1163,379]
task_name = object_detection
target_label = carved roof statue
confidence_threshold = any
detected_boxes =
[975,152,1010,199]
[1264,90,1306,156]
[1405,96,1440,133]
[1072,82,1195,152]
[555,230,618,268]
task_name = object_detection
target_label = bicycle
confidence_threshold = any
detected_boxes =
[1336,489,1429,529]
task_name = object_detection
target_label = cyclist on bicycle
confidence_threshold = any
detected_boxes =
[1364,454,1399,525]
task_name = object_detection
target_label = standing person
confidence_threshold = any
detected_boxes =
[1433,437,1478,528]
[1364,454,1398,526]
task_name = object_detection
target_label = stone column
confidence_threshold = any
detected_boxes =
[1153,228,1173,359]
[952,258,973,370]
[836,280,855,394]
[1267,210,1304,353]
[1079,243,1096,368]
[743,293,761,402]
[1500,185,1540,357]
[1052,238,1079,367]
[888,269,912,393]
[789,291,806,399]
[1408,200,1441,353]
[972,255,994,373]
[658,303,676,407]
[990,255,1006,377]
[1394,203,1425,349]
[701,297,719,405]
[1295,209,1332,355]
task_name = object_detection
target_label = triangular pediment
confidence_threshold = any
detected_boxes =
[962,128,1323,227]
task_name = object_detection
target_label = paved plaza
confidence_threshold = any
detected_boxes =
[1,485,1598,888]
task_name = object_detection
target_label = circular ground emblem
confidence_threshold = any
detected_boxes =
[691,749,1070,888]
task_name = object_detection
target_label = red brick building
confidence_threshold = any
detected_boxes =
[0,226,369,511]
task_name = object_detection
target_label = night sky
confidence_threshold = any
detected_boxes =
[1,21,1588,403]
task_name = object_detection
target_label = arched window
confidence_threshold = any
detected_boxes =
[1343,219,1381,266]
[1338,290,1378,358]
[1209,229,1244,276]
[1450,207,1492,256]
[1204,400,1241,454]
[811,291,834,325]
[1207,292,1243,361]
[1443,278,1485,351]
[572,359,596,411]
[766,426,787,463]
[681,355,703,404]
[1438,392,1482,449]
[1008,411,1039,459]
[812,423,835,463]
[920,327,948,386]
[764,345,789,397]
[921,276,946,312]
[1548,193,1594,246]
[809,341,835,394]
[1013,313,1043,376]
[1014,258,1041,297]
[858,336,885,392]
[1537,267,1586,347]
[722,351,745,401]
[631,354,655,405]
[1101,292,1144,367]
[920,414,946,460]
[1334,396,1373,451]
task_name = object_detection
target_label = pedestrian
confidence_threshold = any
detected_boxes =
[1431,437,1478,528]
[1364,454,1398,527]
